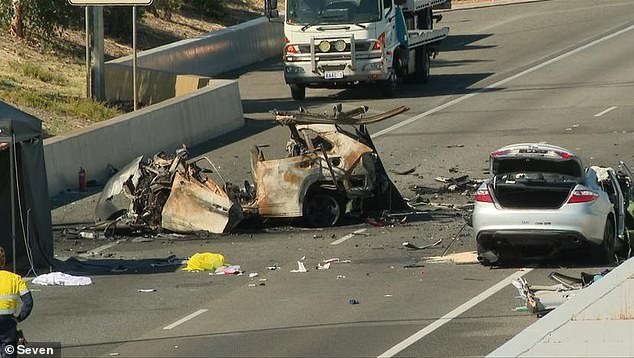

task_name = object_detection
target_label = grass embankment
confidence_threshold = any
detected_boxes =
[0,0,262,137]
[0,32,121,137]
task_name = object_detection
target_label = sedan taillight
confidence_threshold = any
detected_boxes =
[475,187,493,203]
[567,189,598,204]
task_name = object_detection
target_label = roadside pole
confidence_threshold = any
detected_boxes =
[85,6,91,99]
[132,6,138,111]
[68,0,153,107]
[91,7,105,101]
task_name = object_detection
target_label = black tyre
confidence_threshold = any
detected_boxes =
[599,218,616,264]
[379,53,403,97]
[290,84,306,100]
[476,242,498,267]
[414,46,430,83]
[303,191,341,227]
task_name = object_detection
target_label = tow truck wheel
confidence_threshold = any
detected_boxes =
[303,191,341,227]
[414,46,430,83]
[290,84,306,100]
[379,54,403,97]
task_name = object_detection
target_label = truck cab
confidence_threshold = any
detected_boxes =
[265,0,449,99]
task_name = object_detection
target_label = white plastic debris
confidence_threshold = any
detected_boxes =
[290,261,307,273]
[249,273,259,278]
[317,262,331,270]
[214,265,242,275]
[138,289,157,293]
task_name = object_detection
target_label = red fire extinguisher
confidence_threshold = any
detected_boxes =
[79,167,86,191]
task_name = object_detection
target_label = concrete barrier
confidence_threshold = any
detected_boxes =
[104,63,212,106]
[44,80,243,196]
[108,16,284,77]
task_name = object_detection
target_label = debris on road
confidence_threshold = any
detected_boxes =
[32,272,92,286]
[290,261,308,273]
[317,262,331,270]
[512,270,611,316]
[402,238,442,250]
[423,251,479,264]
[389,166,417,175]
[266,264,280,270]
[249,272,259,278]
[348,298,360,305]
[183,252,226,272]
[214,265,243,275]
[137,289,157,293]
[403,264,425,268]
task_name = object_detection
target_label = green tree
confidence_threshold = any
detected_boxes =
[149,0,182,20]
[0,0,81,39]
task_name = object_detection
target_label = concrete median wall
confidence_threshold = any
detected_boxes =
[105,63,212,106]
[44,80,243,196]
[108,16,284,77]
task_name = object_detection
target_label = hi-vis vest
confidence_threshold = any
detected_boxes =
[0,270,29,315]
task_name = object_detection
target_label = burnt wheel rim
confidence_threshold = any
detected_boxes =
[305,194,340,227]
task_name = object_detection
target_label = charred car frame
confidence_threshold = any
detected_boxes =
[95,104,410,234]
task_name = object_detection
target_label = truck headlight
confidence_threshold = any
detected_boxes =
[285,66,305,74]
[363,62,384,71]
[334,40,346,52]
[318,41,331,53]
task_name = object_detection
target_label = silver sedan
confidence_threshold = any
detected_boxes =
[472,143,630,265]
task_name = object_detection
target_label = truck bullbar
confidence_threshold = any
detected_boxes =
[284,35,386,73]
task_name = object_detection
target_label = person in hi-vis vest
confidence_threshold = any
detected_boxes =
[0,247,33,358]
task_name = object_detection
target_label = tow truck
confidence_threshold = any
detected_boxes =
[265,0,449,99]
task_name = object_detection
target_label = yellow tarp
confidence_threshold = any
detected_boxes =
[183,252,226,271]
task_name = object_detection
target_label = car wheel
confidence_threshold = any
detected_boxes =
[476,242,499,266]
[599,218,616,264]
[303,191,341,227]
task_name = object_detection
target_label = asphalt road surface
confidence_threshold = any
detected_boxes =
[33,0,634,357]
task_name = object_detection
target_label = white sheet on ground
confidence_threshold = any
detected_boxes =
[32,272,92,286]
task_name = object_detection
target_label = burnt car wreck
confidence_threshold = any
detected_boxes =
[94,104,411,235]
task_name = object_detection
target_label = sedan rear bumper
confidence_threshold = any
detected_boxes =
[476,230,588,250]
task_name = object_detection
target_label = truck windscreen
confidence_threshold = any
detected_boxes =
[287,0,381,25]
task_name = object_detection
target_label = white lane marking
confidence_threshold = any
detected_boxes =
[372,24,634,138]
[79,240,122,257]
[163,309,209,330]
[377,268,533,358]
[331,228,367,245]
[594,106,617,117]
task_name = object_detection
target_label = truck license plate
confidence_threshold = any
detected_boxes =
[324,71,344,79]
